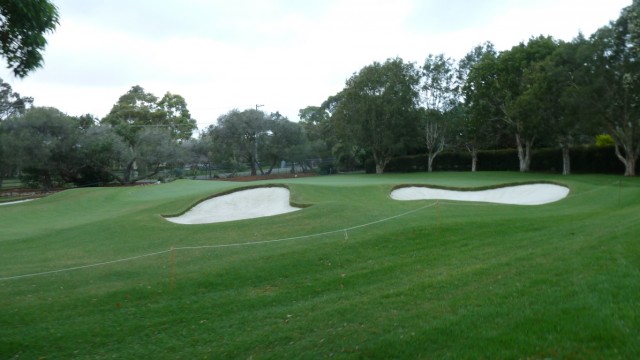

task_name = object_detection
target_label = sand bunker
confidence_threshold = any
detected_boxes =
[391,184,569,205]
[166,187,301,224]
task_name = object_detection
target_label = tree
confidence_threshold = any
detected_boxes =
[262,113,306,174]
[300,93,353,170]
[211,109,268,176]
[0,124,11,187]
[420,54,457,172]
[185,131,219,179]
[459,42,498,171]
[74,125,127,185]
[0,78,32,119]
[494,36,558,172]
[133,128,182,180]
[522,36,596,175]
[101,85,197,182]
[332,58,420,174]
[1,107,128,187]
[0,0,59,77]
[588,2,640,176]
[157,92,198,141]
[299,104,332,159]
[2,107,79,190]
[0,78,33,186]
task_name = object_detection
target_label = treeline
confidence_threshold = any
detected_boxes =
[0,85,200,189]
[2,2,639,190]
[299,1,640,176]
[0,85,317,189]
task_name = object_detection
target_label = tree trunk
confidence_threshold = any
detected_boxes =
[561,145,571,175]
[466,145,478,172]
[266,159,277,175]
[42,172,53,192]
[427,152,436,172]
[124,160,135,183]
[471,149,478,172]
[250,156,257,176]
[614,143,637,176]
[426,143,444,173]
[516,134,533,173]
[373,153,390,174]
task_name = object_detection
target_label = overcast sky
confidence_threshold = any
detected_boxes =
[0,0,631,130]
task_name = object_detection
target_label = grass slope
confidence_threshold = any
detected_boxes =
[1,172,639,359]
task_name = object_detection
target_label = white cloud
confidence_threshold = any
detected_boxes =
[0,0,631,130]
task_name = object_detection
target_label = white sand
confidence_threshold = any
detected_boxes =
[166,187,301,224]
[390,184,569,205]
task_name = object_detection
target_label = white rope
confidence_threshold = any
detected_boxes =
[0,202,435,281]
[174,202,435,251]
[0,249,172,281]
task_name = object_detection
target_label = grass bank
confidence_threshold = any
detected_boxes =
[1,172,638,358]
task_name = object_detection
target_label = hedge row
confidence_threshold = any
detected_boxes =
[365,146,625,174]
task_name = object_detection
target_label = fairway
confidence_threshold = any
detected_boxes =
[1,172,639,359]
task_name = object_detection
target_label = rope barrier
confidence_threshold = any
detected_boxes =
[0,249,172,281]
[0,202,435,282]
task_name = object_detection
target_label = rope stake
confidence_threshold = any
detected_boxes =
[170,246,175,289]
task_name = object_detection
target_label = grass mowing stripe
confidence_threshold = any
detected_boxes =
[0,249,173,281]
[0,202,436,282]
[1,173,638,359]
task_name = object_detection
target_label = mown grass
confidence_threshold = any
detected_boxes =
[0,172,639,359]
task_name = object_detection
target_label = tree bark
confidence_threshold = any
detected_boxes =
[427,142,444,172]
[373,153,390,174]
[266,159,277,175]
[561,144,571,176]
[424,121,444,173]
[124,160,135,183]
[427,152,438,172]
[614,143,637,176]
[250,155,257,176]
[466,145,478,172]
[516,134,533,173]
[471,149,478,172]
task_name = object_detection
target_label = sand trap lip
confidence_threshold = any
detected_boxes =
[391,184,569,205]
[0,199,36,206]
[165,187,301,224]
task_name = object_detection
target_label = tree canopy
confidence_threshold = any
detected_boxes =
[0,77,31,119]
[101,86,196,182]
[332,57,420,174]
[0,0,59,77]
[4,2,640,185]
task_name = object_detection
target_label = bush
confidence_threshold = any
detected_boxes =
[595,134,615,147]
